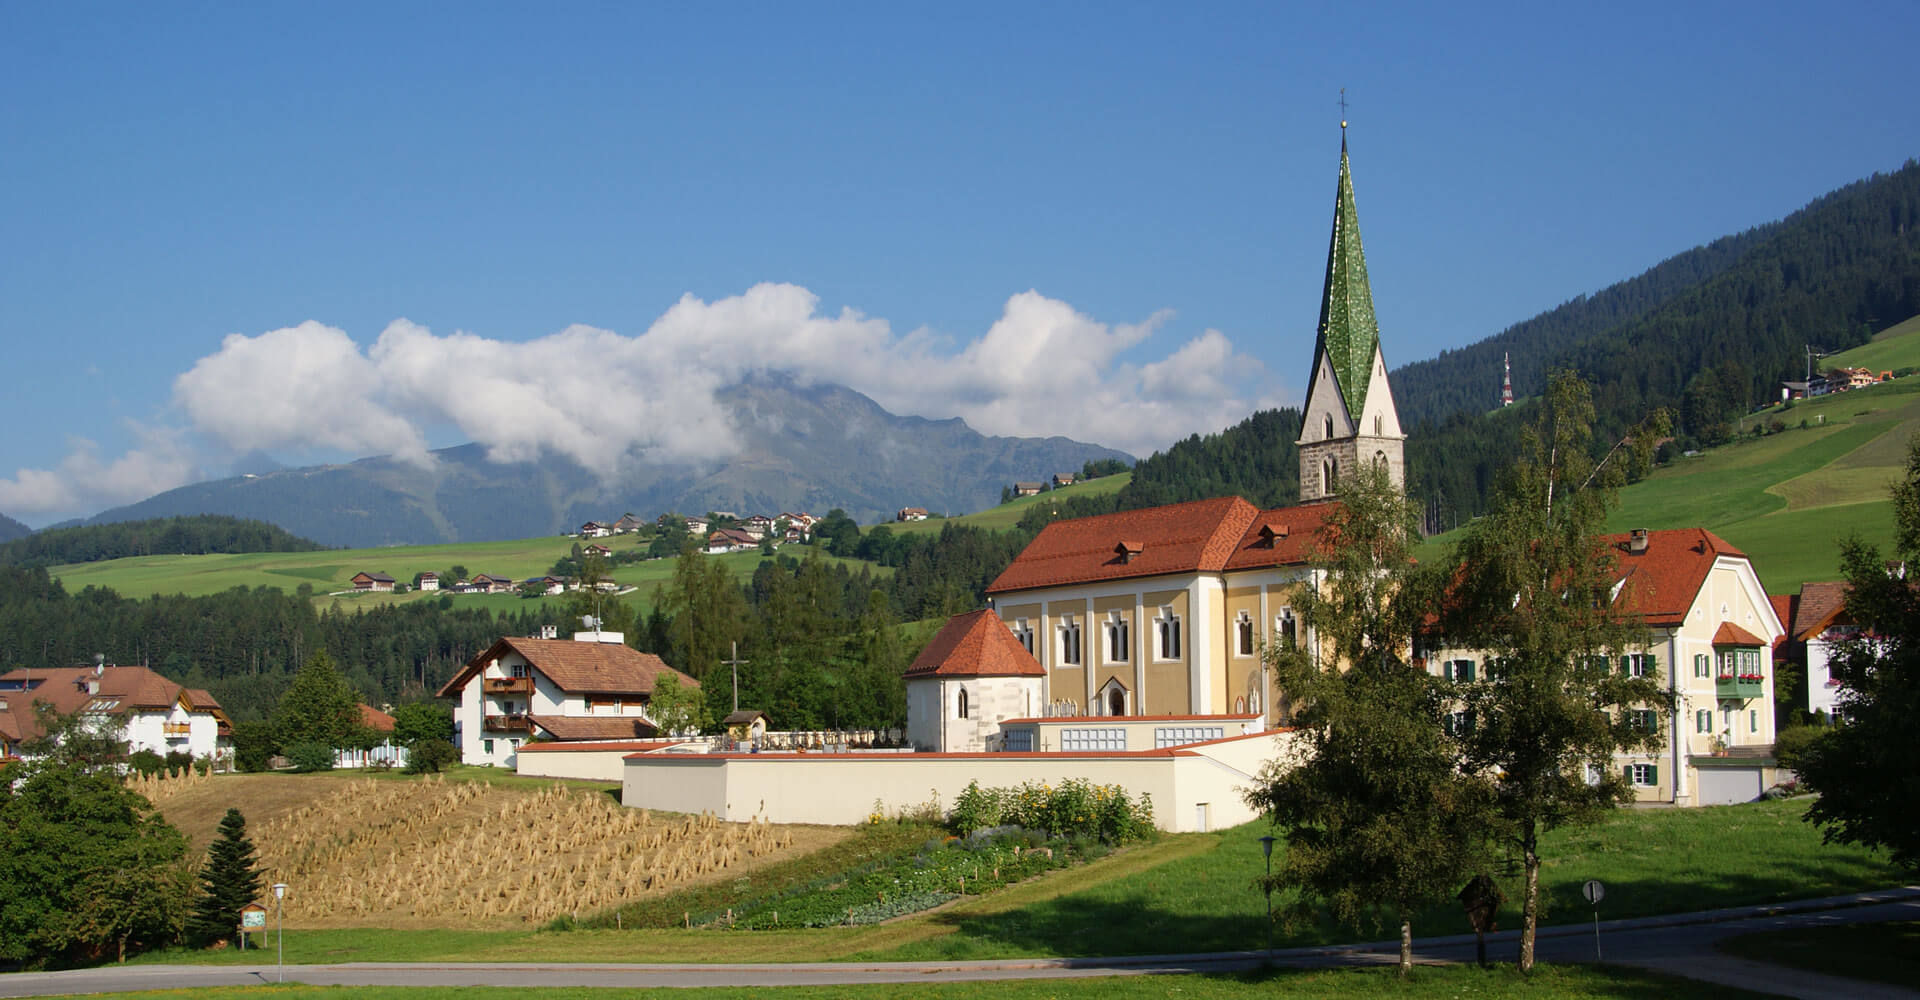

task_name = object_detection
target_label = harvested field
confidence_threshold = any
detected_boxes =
[132,769,849,928]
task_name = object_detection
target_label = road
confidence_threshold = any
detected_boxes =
[4,888,1916,998]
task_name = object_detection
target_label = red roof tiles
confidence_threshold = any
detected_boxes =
[437,637,698,699]
[987,496,1340,593]
[904,609,1046,679]
[1712,622,1768,646]
[1791,581,1850,640]
[1603,528,1748,627]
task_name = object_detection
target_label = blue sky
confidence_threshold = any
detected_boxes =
[3,2,1916,525]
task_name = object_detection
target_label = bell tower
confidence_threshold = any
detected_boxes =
[1297,121,1405,501]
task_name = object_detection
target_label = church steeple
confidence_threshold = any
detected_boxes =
[1297,123,1406,503]
[1311,133,1382,420]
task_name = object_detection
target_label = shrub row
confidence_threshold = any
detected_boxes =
[948,778,1154,844]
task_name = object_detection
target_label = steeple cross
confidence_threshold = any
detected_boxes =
[1338,88,1349,130]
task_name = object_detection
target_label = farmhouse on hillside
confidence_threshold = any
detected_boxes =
[0,662,231,763]
[351,571,396,592]
[335,704,409,769]
[437,628,699,768]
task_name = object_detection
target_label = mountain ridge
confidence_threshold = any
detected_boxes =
[85,374,1131,548]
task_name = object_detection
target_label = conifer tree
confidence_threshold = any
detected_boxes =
[1439,371,1673,972]
[186,808,264,948]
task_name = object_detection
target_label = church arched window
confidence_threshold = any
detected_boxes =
[1323,415,1334,440]
[1374,414,1382,435]
[1323,457,1337,491]
[1375,450,1387,469]
[957,687,969,720]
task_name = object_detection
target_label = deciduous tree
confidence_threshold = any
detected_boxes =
[1439,371,1673,971]
[1245,461,1492,976]
[272,651,363,752]
[1798,435,1920,871]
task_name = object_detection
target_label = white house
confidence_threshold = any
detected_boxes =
[334,704,410,769]
[1781,580,1852,720]
[0,663,230,763]
[1423,528,1787,806]
[437,630,699,768]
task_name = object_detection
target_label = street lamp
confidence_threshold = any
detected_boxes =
[1257,835,1277,957]
[271,883,288,982]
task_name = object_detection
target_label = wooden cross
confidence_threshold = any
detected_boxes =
[721,641,749,711]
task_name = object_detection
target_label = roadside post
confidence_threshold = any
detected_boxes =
[1257,835,1277,958]
[1582,879,1605,961]
[272,883,288,982]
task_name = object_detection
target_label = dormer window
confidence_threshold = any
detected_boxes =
[1257,523,1288,548]
[1114,540,1145,564]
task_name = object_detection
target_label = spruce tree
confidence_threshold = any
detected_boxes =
[185,808,265,948]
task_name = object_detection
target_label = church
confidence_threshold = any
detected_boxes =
[612,129,1416,833]
[968,126,1403,737]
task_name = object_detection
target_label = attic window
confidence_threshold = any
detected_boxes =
[1257,523,1288,547]
[1115,540,1145,563]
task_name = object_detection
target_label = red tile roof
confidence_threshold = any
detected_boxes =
[1712,622,1768,646]
[532,715,661,741]
[437,637,698,698]
[904,609,1046,678]
[1768,594,1797,648]
[1791,581,1850,640]
[0,665,219,741]
[1603,528,1749,627]
[359,704,396,732]
[987,497,1340,594]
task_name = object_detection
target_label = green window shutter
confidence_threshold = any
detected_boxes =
[1618,655,1631,673]
[1624,764,1634,783]
[1646,653,1659,674]
[1647,764,1659,785]
[1462,660,1476,682]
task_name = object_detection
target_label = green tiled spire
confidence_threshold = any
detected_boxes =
[1312,133,1380,418]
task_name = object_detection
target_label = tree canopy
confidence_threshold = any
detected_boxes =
[1797,435,1920,871]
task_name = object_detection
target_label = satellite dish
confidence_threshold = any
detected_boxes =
[580,615,600,630]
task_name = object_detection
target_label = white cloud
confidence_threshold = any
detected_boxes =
[2,283,1291,518]
[0,428,199,517]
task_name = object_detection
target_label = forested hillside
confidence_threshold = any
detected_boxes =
[1391,228,1771,427]
[0,512,27,544]
[0,515,323,568]
[1411,159,1920,526]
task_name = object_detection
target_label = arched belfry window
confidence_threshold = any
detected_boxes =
[1323,415,1334,440]
[1323,457,1337,491]
[1374,414,1382,435]
[957,687,969,719]
[1375,450,1387,469]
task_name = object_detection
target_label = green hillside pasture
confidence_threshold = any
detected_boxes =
[880,473,1132,537]
[1821,311,1920,373]
[51,536,884,615]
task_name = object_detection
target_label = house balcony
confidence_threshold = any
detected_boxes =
[483,713,533,733]
[483,677,533,696]
[162,722,191,739]
[1716,674,1766,699]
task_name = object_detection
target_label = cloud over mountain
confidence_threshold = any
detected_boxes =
[0,284,1283,519]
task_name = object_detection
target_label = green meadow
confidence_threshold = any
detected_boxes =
[45,477,1127,604]
[1819,311,1920,374]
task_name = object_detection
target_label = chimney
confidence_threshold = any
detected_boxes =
[540,624,558,640]
[1628,529,1649,555]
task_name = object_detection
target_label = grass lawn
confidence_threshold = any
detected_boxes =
[73,965,1770,998]
[853,797,1909,963]
[1716,920,1920,990]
